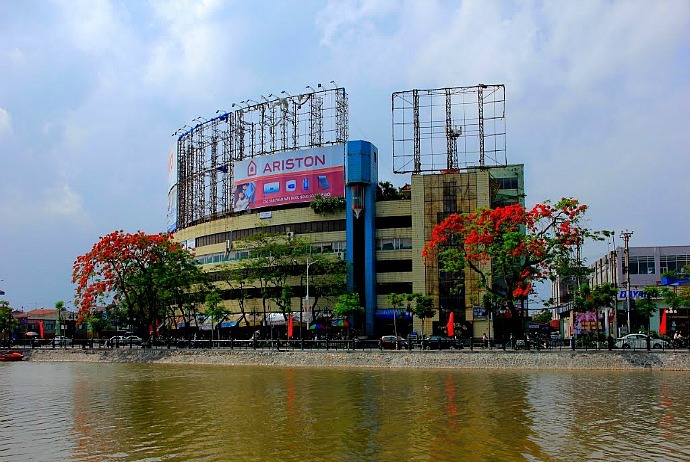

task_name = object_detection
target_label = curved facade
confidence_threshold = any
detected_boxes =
[173,140,524,338]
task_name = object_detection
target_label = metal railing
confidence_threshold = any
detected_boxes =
[6,337,690,353]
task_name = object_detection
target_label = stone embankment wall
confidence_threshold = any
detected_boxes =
[22,348,690,371]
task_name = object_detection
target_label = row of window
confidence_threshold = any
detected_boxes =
[628,256,655,275]
[194,219,347,248]
[660,255,690,274]
[628,255,690,275]
[193,216,414,249]
[194,242,412,272]
[202,282,415,301]
[195,241,347,266]
[376,238,412,251]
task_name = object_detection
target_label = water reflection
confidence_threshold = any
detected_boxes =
[1,362,690,461]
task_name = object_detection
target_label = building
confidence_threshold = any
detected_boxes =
[172,140,524,338]
[171,84,524,339]
[12,308,81,340]
[589,245,690,337]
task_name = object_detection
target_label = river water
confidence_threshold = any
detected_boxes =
[1,362,689,461]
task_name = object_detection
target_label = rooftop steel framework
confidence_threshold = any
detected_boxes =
[174,86,348,230]
[392,84,506,174]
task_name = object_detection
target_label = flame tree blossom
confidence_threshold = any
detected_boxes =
[72,230,208,336]
[422,198,610,319]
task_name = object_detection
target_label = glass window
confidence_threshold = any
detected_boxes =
[376,260,412,273]
[629,256,655,275]
[497,177,518,189]
[399,238,412,249]
[660,255,690,274]
[380,239,394,250]
[376,216,412,229]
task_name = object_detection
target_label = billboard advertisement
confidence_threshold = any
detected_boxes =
[166,146,177,232]
[233,145,345,212]
[573,311,599,335]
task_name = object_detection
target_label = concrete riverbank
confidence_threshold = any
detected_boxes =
[18,347,690,371]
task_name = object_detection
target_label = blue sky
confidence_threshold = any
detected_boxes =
[1,0,689,310]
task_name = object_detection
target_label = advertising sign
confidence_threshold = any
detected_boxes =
[166,146,178,232]
[233,145,345,212]
[573,311,599,335]
[167,185,177,233]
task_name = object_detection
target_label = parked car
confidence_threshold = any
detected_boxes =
[124,335,143,345]
[53,336,72,346]
[380,335,407,350]
[422,335,464,350]
[615,333,669,349]
[106,335,134,346]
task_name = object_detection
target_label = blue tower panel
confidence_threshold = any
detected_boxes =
[345,140,378,336]
[346,140,375,185]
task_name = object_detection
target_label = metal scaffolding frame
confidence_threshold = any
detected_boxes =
[392,84,506,174]
[174,86,348,230]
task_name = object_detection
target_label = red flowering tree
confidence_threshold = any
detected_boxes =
[422,198,609,323]
[72,230,208,337]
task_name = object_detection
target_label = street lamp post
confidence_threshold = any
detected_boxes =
[304,257,316,338]
[621,230,633,334]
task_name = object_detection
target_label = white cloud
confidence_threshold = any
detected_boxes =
[0,182,90,231]
[44,184,88,219]
[0,107,12,137]
[54,0,132,58]
[8,47,24,64]
[143,0,249,99]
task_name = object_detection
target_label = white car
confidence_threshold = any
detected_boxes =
[124,335,143,345]
[615,333,669,349]
[106,335,129,346]
[53,336,71,346]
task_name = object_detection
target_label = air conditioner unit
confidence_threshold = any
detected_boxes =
[286,232,294,240]
[225,240,232,252]
[337,251,345,260]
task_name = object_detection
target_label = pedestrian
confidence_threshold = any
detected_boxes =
[482,333,488,349]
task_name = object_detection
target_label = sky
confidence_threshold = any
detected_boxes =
[1,0,689,311]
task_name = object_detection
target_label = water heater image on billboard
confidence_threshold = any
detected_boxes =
[233,145,345,212]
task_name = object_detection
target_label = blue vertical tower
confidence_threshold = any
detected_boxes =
[345,140,378,336]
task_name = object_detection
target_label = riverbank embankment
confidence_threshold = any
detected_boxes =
[17,347,690,371]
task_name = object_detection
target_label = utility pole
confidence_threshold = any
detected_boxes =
[620,230,633,334]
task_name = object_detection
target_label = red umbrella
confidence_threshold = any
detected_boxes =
[659,308,667,335]
[447,311,455,337]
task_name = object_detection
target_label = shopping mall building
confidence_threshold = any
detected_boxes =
[170,85,524,338]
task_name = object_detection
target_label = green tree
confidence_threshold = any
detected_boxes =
[231,233,348,329]
[660,286,690,320]
[87,312,110,339]
[236,233,302,324]
[635,287,661,339]
[423,198,610,335]
[215,265,254,327]
[73,230,209,339]
[573,282,616,339]
[55,300,66,337]
[0,300,17,341]
[333,292,364,336]
[204,290,227,347]
[377,181,403,201]
[386,293,405,339]
[411,294,435,337]
[533,308,552,325]
[310,194,346,215]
